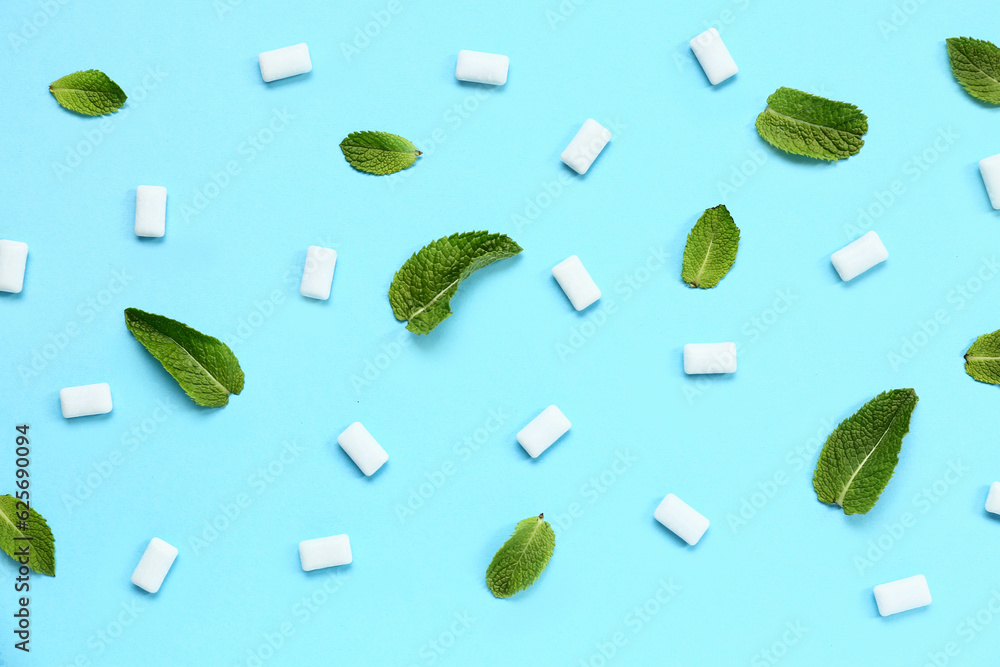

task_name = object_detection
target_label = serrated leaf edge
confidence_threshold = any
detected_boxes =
[946,37,1000,104]
[339,131,422,175]
[389,231,522,334]
[0,496,55,576]
[124,309,241,406]
[486,513,552,598]
[682,205,739,289]
[756,88,867,161]
[401,276,461,324]
[815,389,917,514]
[48,69,127,116]
[833,404,906,508]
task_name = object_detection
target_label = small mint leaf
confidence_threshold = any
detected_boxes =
[124,308,245,407]
[681,204,740,288]
[485,514,554,598]
[755,87,868,161]
[813,389,918,515]
[49,69,127,116]
[339,131,422,175]
[0,495,55,576]
[946,37,1000,105]
[964,328,1000,384]
[388,231,522,334]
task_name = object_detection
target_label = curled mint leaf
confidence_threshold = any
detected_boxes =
[49,69,127,116]
[755,87,868,161]
[388,231,522,334]
[0,495,55,576]
[964,328,1000,384]
[485,514,554,598]
[124,308,245,407]
[813,389,918,515]
[946,37,1000,105]
[339,131,422,175]
[681,205,740,289]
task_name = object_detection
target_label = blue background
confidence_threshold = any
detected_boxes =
[1,0,1000,665]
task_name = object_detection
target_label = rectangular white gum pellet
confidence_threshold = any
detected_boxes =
[60,383,113,418]
[337,422,388,476]
[131,537,178,593]
[135,185,166,237]
[0,240,28,293]
[517,405,571,458]
[683,343,736,374]
[300,246,337,300]
[831,231,888,281]
[299,534,353,571]
[980,153,1000,210]
[455,50,509,85]
[654,493,709,545]
[561,119,611,175]
[552,255,601,311]
[873,575,931,616]
[987,482,1000,515]
[689,28,738,85]
[259,43,312,82]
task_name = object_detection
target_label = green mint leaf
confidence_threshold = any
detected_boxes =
[946,37,1000,105]
[124,308,245,407]
[0,495,55,576]
[485,514,555,599]
[49,69,127,116]
[964,328,1000,384]
[339,131,422,175]
[681,204,740,288]
[755,87,868,161]
[813,389,918,515]
[388,231,522,334]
